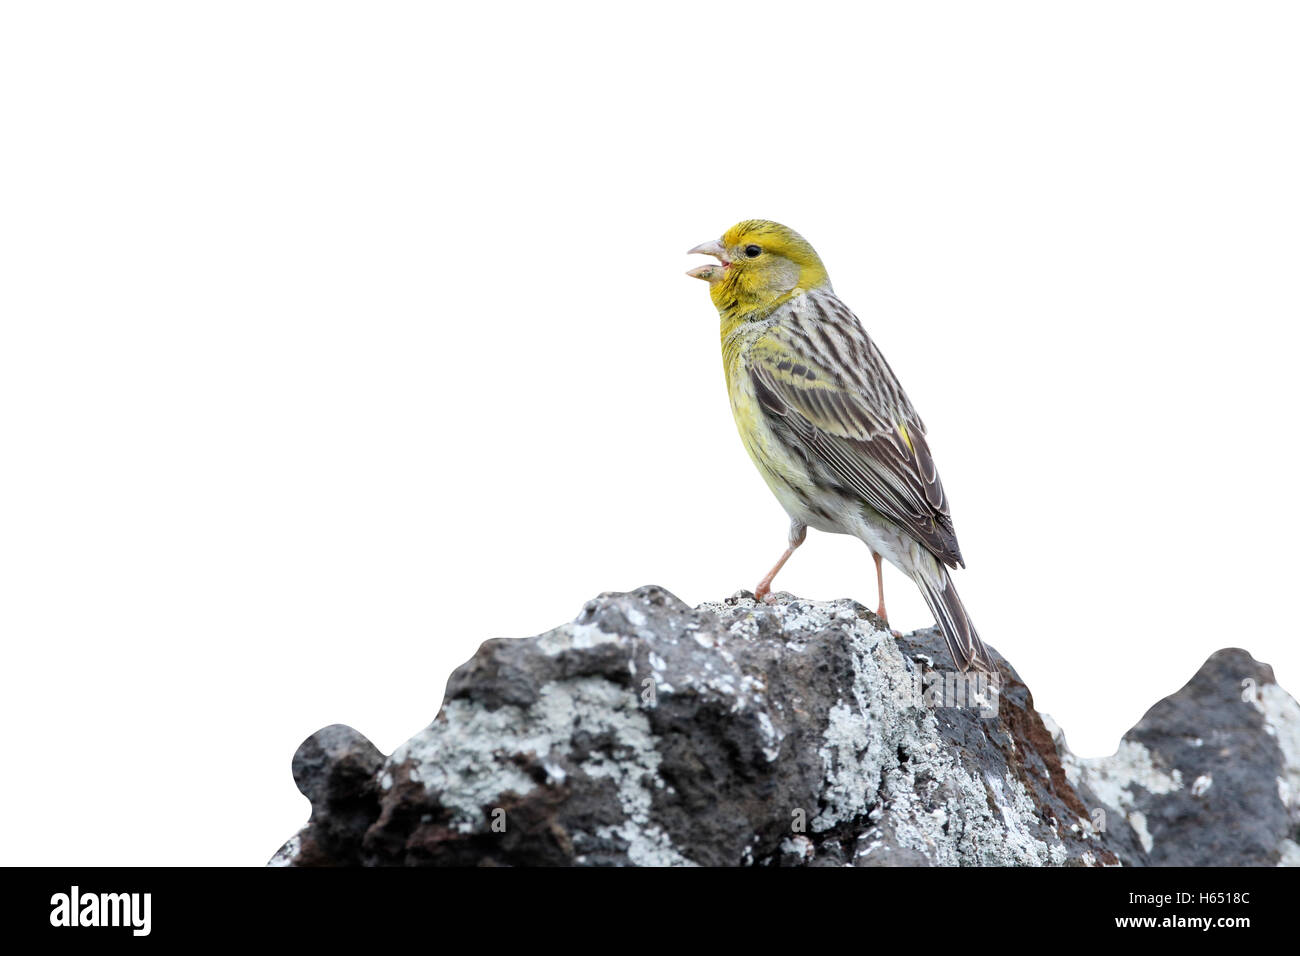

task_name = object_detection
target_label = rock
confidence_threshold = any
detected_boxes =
[272,724,384,866]
[1054,648,1300,866]
[268,586,1300,866]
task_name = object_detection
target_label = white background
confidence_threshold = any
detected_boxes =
[2,2,1297,866]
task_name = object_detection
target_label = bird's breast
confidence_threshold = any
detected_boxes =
[722,335,821,520]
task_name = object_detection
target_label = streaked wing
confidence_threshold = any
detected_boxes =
[749,298,964,567]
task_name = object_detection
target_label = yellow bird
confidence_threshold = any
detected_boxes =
[688,220,994,673]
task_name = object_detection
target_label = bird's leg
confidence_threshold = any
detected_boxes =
[754,520,807,604]
[872,551,888,622]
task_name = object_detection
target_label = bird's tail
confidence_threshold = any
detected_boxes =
[913,565,995,673]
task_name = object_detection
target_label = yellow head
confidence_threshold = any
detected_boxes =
[687,220,830,318]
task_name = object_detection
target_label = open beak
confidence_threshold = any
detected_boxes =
[686,239,729,283]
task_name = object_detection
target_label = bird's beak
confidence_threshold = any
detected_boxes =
[686,239,729,283]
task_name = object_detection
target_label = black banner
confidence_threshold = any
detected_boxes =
[6,865,1293,942]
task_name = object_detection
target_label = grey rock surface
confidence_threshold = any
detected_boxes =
[1052,648,1300,866]
[270,586,1300,866]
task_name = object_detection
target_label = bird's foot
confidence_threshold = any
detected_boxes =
[873,602,901,637]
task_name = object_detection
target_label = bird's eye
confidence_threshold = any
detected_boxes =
[744,244,762,258]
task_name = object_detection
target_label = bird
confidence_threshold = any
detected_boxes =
[687,220,994,673]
